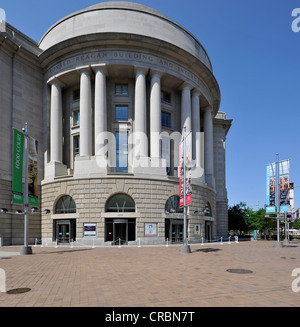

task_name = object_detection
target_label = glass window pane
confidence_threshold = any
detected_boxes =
[106,194,135,212]
[116,105,128,121]
[73,110,80,126]
[116,132,128,173]
[115,84,128,95]
[55,196,76,214]
[74,135,80,157]
[161,112,171,128]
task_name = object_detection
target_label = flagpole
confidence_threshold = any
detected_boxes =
[20,122,32,255]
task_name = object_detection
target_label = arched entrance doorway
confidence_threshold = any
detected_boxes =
[105,193,136,245]
[54,195,77,244]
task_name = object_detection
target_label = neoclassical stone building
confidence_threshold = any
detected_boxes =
[0,2,232,246]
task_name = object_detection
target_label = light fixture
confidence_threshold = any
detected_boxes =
[43,209,50,214]
[0,208,8,213]
[15,210,23,214]
[31,207,38,213]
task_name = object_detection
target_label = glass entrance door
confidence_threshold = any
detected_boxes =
[113,219,128,244]
[171,221,184,243]
[57,223,70,244]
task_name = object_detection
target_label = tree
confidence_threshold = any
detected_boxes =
[228,202,250,234]
[246,208,277,239]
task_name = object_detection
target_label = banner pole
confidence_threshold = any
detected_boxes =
[20,122,32,255]
[181,126,191,254]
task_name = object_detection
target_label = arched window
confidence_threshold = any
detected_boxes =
[105,193,135,212]
[165,195,183,214]
[204,202,212,216]
[55,195,76,214]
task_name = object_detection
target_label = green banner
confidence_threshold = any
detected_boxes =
[12,128,24,204]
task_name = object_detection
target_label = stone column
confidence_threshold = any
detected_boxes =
[150,72,161,159]
[203,107,215,187]
[94,67,106,157]
[181,83,192,134]
[79,69,92,157]
[50,81,62,163]
[134,68,148,158]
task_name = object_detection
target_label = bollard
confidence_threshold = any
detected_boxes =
[138,238,141,248]
[92,239,95,249]
[34,238,37,247]
[166,238,169,247]
[118,238,121,248]
[228,236,231,244]
[221,237,223,245]
[201,237,204,245]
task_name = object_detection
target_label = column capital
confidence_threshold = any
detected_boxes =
[201,105,213,112]
[192,89,201,97]
[47,76,66,88]
[179,81,193,91]
[91,64,108,76]
[134,66,149,76]
[150,69,163,78]
[77,65,93,76]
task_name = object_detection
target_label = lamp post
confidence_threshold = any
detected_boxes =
[20,123,32,255]
[181,126,191,254]
[274,153,283,248]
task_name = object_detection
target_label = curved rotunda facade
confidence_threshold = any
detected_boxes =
[0,2,232,246]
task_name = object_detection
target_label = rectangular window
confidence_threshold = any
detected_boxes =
[73,89,80,101]
[115,84,128,95]
[161,90,171,103]
[116,105,128,121]
[161,111,171,128]
[73,135,80,158]
[161,137,170,174]
[73,110,80,126]
[116,132,128,173]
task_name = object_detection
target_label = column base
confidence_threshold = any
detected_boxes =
[274,241,283,248]
[133,157,168,178]
[74,155,107,178]
[20,246,32,255]
[44,161,68,180]
[180,244,191,253]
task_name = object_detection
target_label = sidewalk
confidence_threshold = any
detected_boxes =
[0,240,299,307]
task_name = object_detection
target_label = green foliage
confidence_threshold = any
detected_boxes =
[228,202,276,235]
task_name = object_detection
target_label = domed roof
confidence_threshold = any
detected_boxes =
[39,1,212,71]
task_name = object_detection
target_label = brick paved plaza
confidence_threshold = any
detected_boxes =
[0,240,299,307]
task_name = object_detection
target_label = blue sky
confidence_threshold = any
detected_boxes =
[2,0,300,210]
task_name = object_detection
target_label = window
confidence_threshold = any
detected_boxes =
[73,89,80,101]
[161,90,171,103]
[165,195,183,213]
[204,203,212,216]
[116,132,128,173]
[73,110,80,126]
[161,112,171,128]
[115,105,128,121]
[55,195,76,214]
[161,137,170,174]
[73,135,80,158]
[105,193,135,212]
[115,84,128,95]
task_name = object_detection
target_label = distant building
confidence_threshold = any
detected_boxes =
[0,1,232,246]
